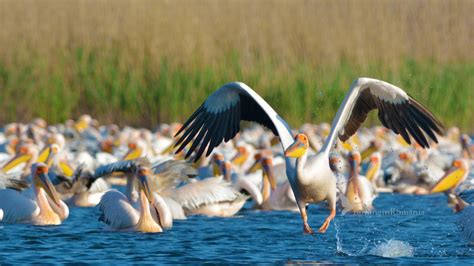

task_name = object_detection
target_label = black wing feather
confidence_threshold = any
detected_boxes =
[341,86,444,148]
[175,87,278,162]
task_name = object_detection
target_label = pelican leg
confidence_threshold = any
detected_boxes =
[318,208,336,233]
[298,202,314,234]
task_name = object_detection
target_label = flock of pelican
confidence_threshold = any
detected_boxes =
[0,77,472,243]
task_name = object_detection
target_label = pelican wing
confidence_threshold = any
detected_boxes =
[94,160,135,178]
[175,82,294,162]
[171,177,242,210]
[152,193,173,229]
[153,159,198,179]
[323,77,443,153]
[0,178,29,191]
[235,176,263,205]
[0,189,38,223]
[161,196,186,220]
[89,178,110,193]
[98,190,138,230]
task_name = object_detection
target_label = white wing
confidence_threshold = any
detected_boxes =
[151,193,173,229]
[0,189,38,223]
[98,190,138,230]
[174,82,294,162]
[89,178,110,193]
[171,177,242,210]
[234,176,263,205]
[75,151,96,170]
[161,196,186,220]
[266,181,298,211]
[322,77,443,154]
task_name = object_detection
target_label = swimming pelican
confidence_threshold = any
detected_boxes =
[235,156,298,211]
[95,158,188,219]
[0,163,69,225]
[98,162,172,233]
[340,151,376,212]
[174,78,443,233]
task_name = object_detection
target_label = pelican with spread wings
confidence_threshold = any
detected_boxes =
[174,78,443,234]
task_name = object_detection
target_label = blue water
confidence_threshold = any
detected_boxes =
[1,193,473,263]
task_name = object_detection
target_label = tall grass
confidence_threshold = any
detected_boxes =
[0,0,473,130]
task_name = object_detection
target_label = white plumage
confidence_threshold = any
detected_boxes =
[171,177,244,211]
[0,189,39,223]
[98,189,173,232]
[98,190,139,230]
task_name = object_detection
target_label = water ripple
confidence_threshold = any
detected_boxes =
[1,194,473,263]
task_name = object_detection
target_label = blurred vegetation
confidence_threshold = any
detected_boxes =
[0,0,472,130]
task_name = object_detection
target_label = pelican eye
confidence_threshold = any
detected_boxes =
[36,166,49,174]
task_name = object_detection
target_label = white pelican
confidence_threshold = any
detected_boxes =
[339,151,376,213]
[95,158,189,219]
[235,156,298,211]
[0,163,69,225]
[98,163,172,233]
[174,78,443,233]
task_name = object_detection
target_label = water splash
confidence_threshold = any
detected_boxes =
[369,239,414,258]
[334,220,368,256]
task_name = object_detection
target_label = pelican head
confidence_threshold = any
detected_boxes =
[123,140,145,160]
[285,134,309,158]
[247,153,263,174]
[100,138,115,153]
[348,151,361,173]
[136,165,154,204]
[430,159,469,193]
[366,152,382,182]
[232,145,250,166]
[1,144,36,172]
[37,144,60,167]
[32,163,61,208]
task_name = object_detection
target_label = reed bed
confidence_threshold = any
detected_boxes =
[0,0,472,130]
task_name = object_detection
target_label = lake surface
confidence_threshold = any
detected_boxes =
[1,192,473,263]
